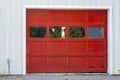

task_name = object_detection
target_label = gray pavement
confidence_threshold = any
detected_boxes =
[0,73,120,80]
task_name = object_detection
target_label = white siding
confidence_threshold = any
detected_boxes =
[112,0,120,74]
[0,0,120,75]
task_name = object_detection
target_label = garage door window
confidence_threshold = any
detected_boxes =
[69,27,85,38]
[88,27,104,38]
[49,27,66,38]
[30,26,46,38]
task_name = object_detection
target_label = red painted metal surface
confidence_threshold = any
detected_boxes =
[26,9,107,72]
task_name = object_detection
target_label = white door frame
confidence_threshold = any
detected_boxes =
[23,5,113,75]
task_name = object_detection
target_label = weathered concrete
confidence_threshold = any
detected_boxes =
[0,73,120,80]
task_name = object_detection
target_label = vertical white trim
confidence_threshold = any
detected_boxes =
[23,5,113,75]
[108,7,113,75]
[23,6,26,75]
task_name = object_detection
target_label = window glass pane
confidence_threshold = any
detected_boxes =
[30,26,46,38]
[69,27,85,38]
[49,27,65,38]
[88,27,104,38]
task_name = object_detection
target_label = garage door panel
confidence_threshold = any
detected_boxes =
[88,11,105,23]
[49,42,66,53]
[29,42,47,53]
[29,10,48,25]
[87,57,105,68]
[67,10,86,23]
[88,41,105,54]
[29,57,47,68]
[47,57,66,68]
[69,57,85,68]
[68,41,86,53]
[48,10,67,24]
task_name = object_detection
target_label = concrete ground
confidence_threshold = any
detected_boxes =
[0,73,120,80]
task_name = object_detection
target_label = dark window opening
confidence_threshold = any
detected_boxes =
[30,26,46,38]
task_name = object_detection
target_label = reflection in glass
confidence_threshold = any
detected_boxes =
[49,27,65,38]
[69,27,85,38]
[88,27,104,38]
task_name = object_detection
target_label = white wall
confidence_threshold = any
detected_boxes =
[0,0,120,75]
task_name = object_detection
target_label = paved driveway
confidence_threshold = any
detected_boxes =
[0,73,120,80]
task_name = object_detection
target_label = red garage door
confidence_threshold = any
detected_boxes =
[26,9,107,72]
